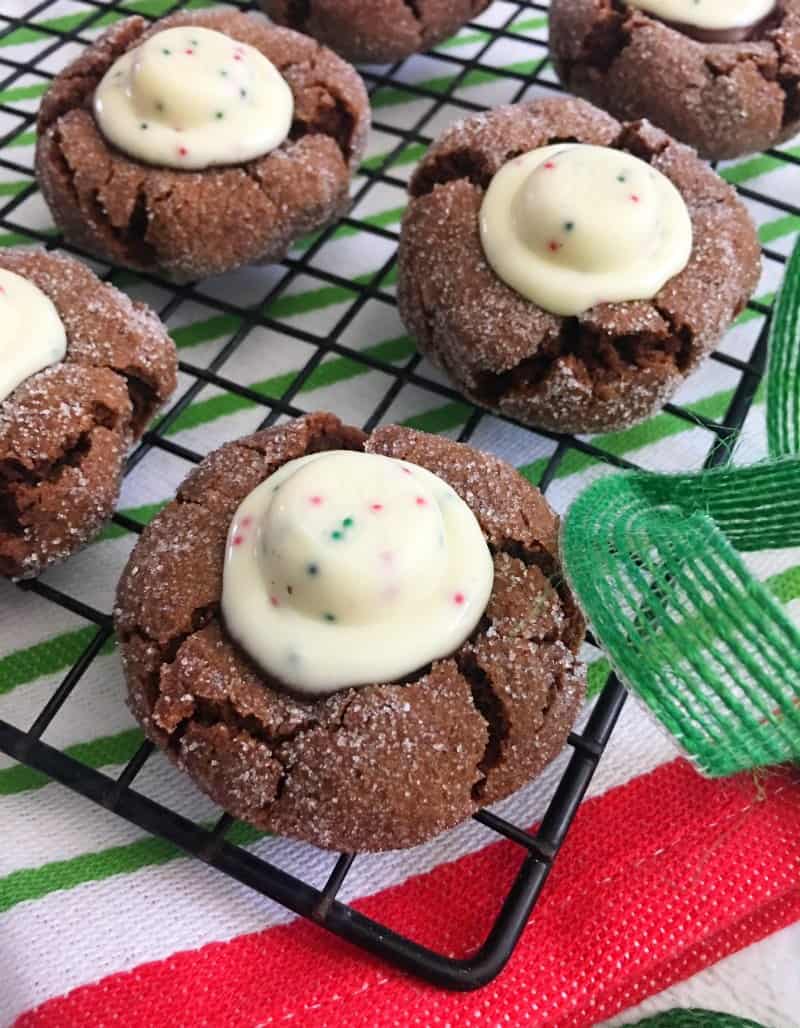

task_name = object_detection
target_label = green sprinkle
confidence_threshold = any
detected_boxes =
[617,173,627,182]
[162,48,171,55]
[342,517,354,528]
[240,88,247,98]
[140,122,148,130]
[331,530,343,541]
[307,563,319,576]
[215,111,224,120]
[564,221,574,232]
[220,69,229,77]
[323,612,336,623]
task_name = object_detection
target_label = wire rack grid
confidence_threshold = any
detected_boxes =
[0,0,793,993]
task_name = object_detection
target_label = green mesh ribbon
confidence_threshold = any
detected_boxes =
[767,232,800,458]
[622,1011,769,1028]
[562,238,800,777]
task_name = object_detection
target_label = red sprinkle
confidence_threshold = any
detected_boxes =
[630,194,641,203]
[241,515,253,528]
[232,534,244,547]
[309,495,323,506]
[454,592,465,606]
[370,503,384,512]
[548,240,561,253]
[415,496,427,507]
[270,595,280,607]
[543,161,556,170]
[380,550,394,564]
[178,146,188,157]
[401,467,412,475]
[185,49,194,55]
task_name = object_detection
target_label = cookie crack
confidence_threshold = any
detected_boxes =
[613,121,671,160]
[580,2,632,74]
[471,310,687,413]
[0,395,125,534]
[457,649,508,799]
[269,691,359,803]
[410,146,521,197]
[46,120,158,285]
[399,0,423,25]
[178,687,360,809]
[0,417,120,579]
[284,49,359,164]
[115,182,160,269]
[411,128,633,199]
[494,541,583,650]
[0,431,90,536]
[653,304,696,373]
[119,601,218,687]
[461,642,576,802]
[493,538,558,578]
[540,660,568,743]
[773,27,800,127]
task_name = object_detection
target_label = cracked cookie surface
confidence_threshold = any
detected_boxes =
[35,11,370,281]
[260,0,491,64]
[549,0,800,160]
[0,247,176,579]
[397,97,761,435]
[115,413,585,852]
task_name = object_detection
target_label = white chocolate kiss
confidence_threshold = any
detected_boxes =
[222,451,494,696]
[0,269,66,404]
[625,0,774,30]
[94,26,293,170]
[479,144,693,317]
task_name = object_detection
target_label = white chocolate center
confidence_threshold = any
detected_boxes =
[93,26,294,170]
[222,451,494,696]
[625,0,774,30]
[0,269,66,404]
[479,145,693,317]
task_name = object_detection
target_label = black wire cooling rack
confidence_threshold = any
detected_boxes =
[0,0,787,991]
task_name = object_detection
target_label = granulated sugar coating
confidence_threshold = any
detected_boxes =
[35,11,370,282]
[549,0,800,161]
[261,0,491,65]
[0,248,177,579]
[397,97,761,435]
[115,414,586,852]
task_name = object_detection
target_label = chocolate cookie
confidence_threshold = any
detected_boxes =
[115,413,586,852]
[261,0,491,64]
[397,97,760,435]
[549,0,800,161]
[0,248,176,579]
[35,11,370,282]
